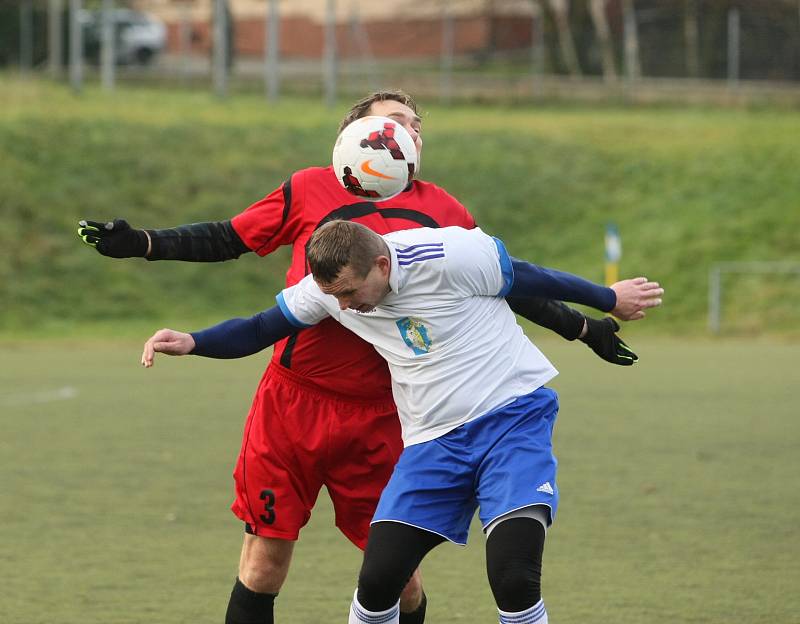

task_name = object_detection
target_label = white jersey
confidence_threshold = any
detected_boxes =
[278,226,558,446]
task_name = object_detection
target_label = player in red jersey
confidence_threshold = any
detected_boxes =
[78,91,637,624]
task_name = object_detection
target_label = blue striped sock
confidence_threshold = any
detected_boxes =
[498,599,547,624]
[349,589,400,624]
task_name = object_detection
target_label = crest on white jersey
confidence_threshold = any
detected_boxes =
[396,317,433,355]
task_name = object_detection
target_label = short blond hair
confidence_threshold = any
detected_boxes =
[307,221,387,283]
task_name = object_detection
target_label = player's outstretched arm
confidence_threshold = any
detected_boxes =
[505,297,585,340]
[79,219,149,258]
[506,297,640,366]
[78,219,250,261]
[507,258,663,320]
[141,306,299,368]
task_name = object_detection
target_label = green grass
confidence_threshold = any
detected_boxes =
[2,77,799,336]
[1,337,798,623]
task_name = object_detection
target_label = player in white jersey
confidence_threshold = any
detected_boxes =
[277,225,560,446]
[142,221,663,624]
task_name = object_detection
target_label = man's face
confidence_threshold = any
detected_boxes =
[316,258,391,313]
[367,99,423,158]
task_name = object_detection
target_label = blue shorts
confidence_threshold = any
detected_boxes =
[372,386,560,545]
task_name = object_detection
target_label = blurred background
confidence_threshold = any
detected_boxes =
[3,0,800,102]
[1,2,799,623]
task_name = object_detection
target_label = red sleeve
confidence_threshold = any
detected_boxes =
[438,186,476,230]
[230,171,305,257]
[458,199,476,230]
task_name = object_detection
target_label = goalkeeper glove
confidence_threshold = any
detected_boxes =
[77,219,149,258]
[580,316,638,366]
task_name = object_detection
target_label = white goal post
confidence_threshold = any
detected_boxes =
[708,261,800,333]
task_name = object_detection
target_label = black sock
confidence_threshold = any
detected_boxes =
[398,592,427,624]
[225,577,276,624]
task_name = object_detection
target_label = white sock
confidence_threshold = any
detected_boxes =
[498,599,548,624]
[348,588,400,624]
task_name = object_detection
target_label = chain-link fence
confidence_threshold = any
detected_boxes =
[3,0,800,102]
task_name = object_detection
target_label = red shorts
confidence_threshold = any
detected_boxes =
[231,363,401,549]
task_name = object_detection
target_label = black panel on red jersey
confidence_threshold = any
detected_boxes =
[312,203,441,232]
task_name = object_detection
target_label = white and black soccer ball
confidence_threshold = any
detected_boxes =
[332,116,418,202]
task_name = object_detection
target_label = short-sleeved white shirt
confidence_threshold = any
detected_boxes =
[278,226,558,446]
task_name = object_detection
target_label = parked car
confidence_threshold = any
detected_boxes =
[82,9,167,65]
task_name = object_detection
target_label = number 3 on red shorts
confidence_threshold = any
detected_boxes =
[259,489,276,525]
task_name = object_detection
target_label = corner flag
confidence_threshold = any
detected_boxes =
[604,223,621,286]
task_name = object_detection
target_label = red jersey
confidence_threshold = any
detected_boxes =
[231,166,475,400]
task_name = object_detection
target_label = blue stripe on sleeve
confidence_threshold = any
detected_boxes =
[276,292,314,329]
[493,237,515,297]
[398,252,446,266]
[396,242,444,256]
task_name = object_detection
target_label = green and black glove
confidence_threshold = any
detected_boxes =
[580,316,638,366]
[77,219,149,258]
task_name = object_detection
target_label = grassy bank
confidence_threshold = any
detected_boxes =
[2,77,798,337]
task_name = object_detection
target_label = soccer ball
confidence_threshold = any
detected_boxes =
[332,116,418,201]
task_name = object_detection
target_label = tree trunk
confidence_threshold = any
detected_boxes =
[683,0,699,77]
[589,0,617,82]
[621,0,641,81]
[548,0,582,76]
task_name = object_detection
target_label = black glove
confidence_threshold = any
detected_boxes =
[580,316,638,366]
[77,219,149,258]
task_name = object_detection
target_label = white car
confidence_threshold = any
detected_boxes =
[83,9,167,65]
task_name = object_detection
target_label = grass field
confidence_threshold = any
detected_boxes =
[2,336,798,623]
